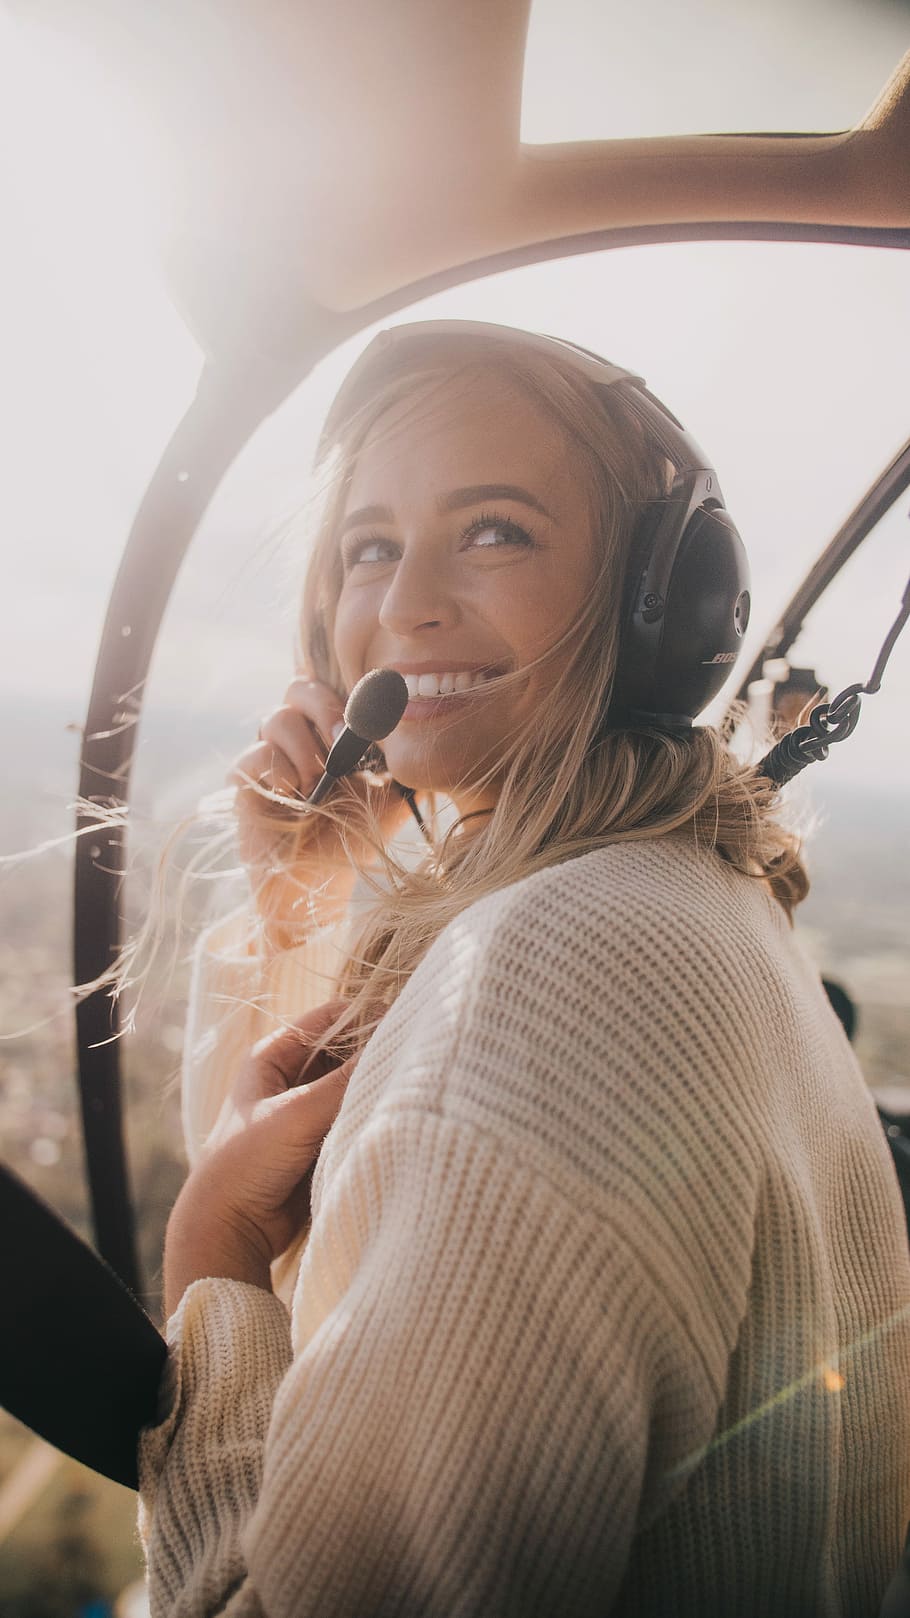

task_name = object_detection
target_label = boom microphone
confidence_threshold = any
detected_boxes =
[307,668,409,805]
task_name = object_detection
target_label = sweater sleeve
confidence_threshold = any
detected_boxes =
[139,1279,292,1618]
[140,1105,723,1617]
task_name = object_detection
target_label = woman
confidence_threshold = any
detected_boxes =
[141,322,910,1616]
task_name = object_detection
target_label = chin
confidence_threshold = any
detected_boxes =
[383,740,497,805]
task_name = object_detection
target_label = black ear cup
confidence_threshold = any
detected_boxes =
[653,506,750,719]
[611,501,751,727]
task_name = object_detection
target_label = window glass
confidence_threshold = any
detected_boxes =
[523,0,910,141]
[770,494,910,1107]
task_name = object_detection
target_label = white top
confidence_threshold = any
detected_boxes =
[180,907,350,1165]
[140,835,910,1616]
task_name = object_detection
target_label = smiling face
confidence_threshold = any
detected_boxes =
[331,369,602,813]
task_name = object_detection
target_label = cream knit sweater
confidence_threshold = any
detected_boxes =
[140,835,910,1616]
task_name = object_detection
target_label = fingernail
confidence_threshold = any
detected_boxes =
[331,721,345,742]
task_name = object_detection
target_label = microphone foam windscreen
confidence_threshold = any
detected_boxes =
[344,669,409,740]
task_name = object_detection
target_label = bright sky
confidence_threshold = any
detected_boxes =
[0,0,908,801]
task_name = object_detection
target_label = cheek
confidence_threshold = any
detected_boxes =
[502,567,593,658]
[331,591,364,680]
[549,538,602,638]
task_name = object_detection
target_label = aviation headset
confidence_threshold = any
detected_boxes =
[321,319,751,731]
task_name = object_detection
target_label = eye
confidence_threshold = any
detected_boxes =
[341,533,398,569]
[463,511,536,551]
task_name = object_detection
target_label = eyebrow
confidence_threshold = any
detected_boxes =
[339,484,553,536]
[439,484,553,518]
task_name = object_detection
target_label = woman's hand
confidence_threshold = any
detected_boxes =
[164,1000,355,1316]
[230,675,408,949]
[231,677,351,943]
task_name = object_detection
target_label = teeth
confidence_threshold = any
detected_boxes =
[402,670,489,698]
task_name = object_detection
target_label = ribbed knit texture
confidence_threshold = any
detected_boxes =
[142,836,910,1616]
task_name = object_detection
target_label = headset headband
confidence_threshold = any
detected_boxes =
[320,319,714,484]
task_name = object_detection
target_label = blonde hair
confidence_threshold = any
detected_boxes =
[257,331,807,1062]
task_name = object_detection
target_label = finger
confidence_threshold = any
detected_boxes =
[239,1000,352,1102]
[255,707,331,798]
[267,999,352,1082]
[283,677,347,748]
[259,1057,354,1150]
[230,739,301,800]
[287,997,352,1047]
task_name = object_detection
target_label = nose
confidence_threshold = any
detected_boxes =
[377,546,460,636]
